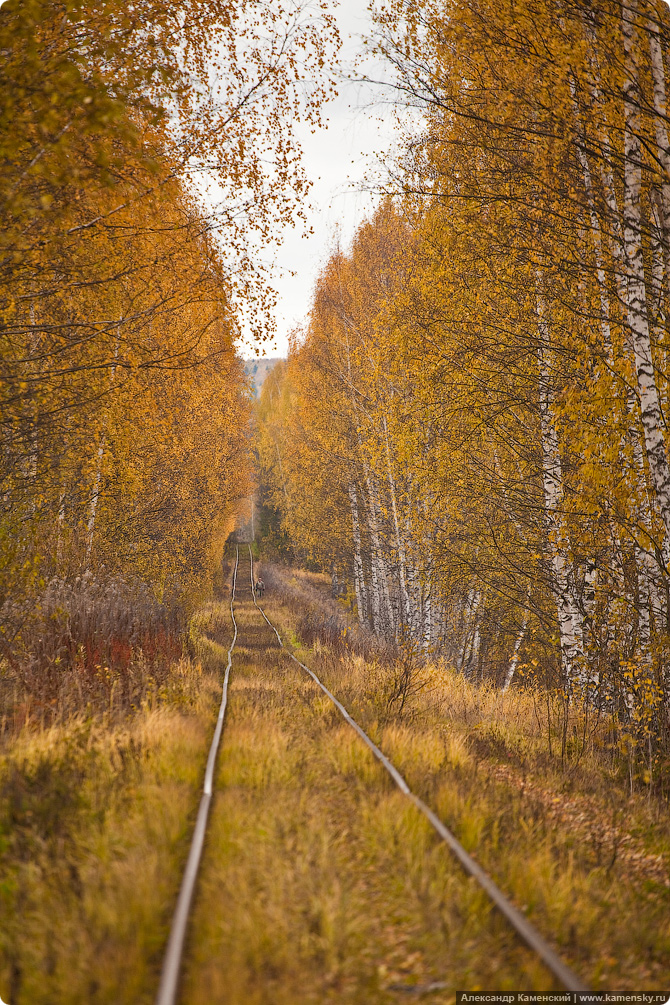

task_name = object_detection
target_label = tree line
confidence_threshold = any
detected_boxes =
[1,0,335,669]
[257,0,670,757]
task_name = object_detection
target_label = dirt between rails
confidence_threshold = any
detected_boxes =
[486,762,670,889]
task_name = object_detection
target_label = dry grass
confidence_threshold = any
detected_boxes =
[181,587,563,1003]
[2,556,669,1003]
[257,593,670,997]
[0,611,230,1003]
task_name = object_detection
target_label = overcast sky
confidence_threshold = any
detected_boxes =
[240,0,399,359]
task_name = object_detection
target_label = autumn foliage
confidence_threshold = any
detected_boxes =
[0,0,336,696]
[257,0,670,768]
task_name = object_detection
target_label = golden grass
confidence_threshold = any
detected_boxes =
[0,653,222,1004]
[2,569,669,1003]
[181,596,562,1003]
[239,593,670,998]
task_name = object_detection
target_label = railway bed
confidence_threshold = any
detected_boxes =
[156,545,591,1004]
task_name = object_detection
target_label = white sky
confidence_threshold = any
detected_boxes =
[240,0,399,358]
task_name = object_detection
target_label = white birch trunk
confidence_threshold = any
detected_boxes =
[502,610,529,693]
[363,463,395,639]
[367,537,383,634]
[383,415,414,637]
[406,556,420,636]
[85,433,106,569]
[456,590,474,672]
[650,191,667,344]
[422,573,432,656]
[348,481,368,626]
[631,387,667,626]
[580,36,630,310]
[623,1,670,571]
[470,623,481,680]
[84,346,118,570]
[569,77,613,351]
[648,9,670,301]
[636,542,653,661]
[536,289,585,686]
[458,589,481,676]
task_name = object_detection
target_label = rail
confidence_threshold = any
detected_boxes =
[155,546,240,1005]
[248,546,591,996]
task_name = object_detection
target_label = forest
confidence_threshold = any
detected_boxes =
[0,0,334,706]
[258,0,670,774]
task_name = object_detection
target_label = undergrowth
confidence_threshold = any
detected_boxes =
[0,596,233,1004]
[256,563,670,995]
[0,573,189,735]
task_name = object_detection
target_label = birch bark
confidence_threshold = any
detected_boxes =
[84,347,118,570]
[647,8,670,300]
[347,481,368,625]
[569,77,613,351]
[361,456,395,639]
[623,0,670,570]
[383,414,413,636]
[636,542,653,659]
[458,589,481,676]
[502,610,528,693]
[422,572,432,655]
[85,433,106,569]
[536,289,585,686]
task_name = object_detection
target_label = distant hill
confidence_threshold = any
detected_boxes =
[244,357,284,399]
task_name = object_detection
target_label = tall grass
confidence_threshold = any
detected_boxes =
[250,568,670,996]
[0,573,187,736]
[2,556,669,1001]
[183,593,555,1003]
[0,596,232,1004]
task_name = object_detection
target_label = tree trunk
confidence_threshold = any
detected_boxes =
[503,598,530,693]
[569,76,613,351]
[383,414,413,636]
[347,481,368,626]
[85,433,106,570]
[648,6,670,302]
[458,589,481,676]
[362,461,395,639]
[536,287,585,686]
[623,0,670,570]
[84,346,118,570]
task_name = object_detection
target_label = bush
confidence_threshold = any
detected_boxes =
[0,573,186,730]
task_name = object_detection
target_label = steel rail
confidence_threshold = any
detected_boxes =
[248,546,591,996]
[155,546,241,1005]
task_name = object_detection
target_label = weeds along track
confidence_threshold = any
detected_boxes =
[155,548,241,1005]
[248,547,592,997]
[157,544,591,1001]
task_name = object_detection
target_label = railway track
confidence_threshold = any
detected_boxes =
[155,547,240,1005]
[156,543,591,1003]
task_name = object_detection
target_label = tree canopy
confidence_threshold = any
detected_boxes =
[257,0,670,759]
[0,0,337,652]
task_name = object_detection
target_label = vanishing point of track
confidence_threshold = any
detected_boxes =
[155,544,592,1003]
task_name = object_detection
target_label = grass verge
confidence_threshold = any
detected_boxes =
[0,600,232,1004]
[248,582,670,998]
